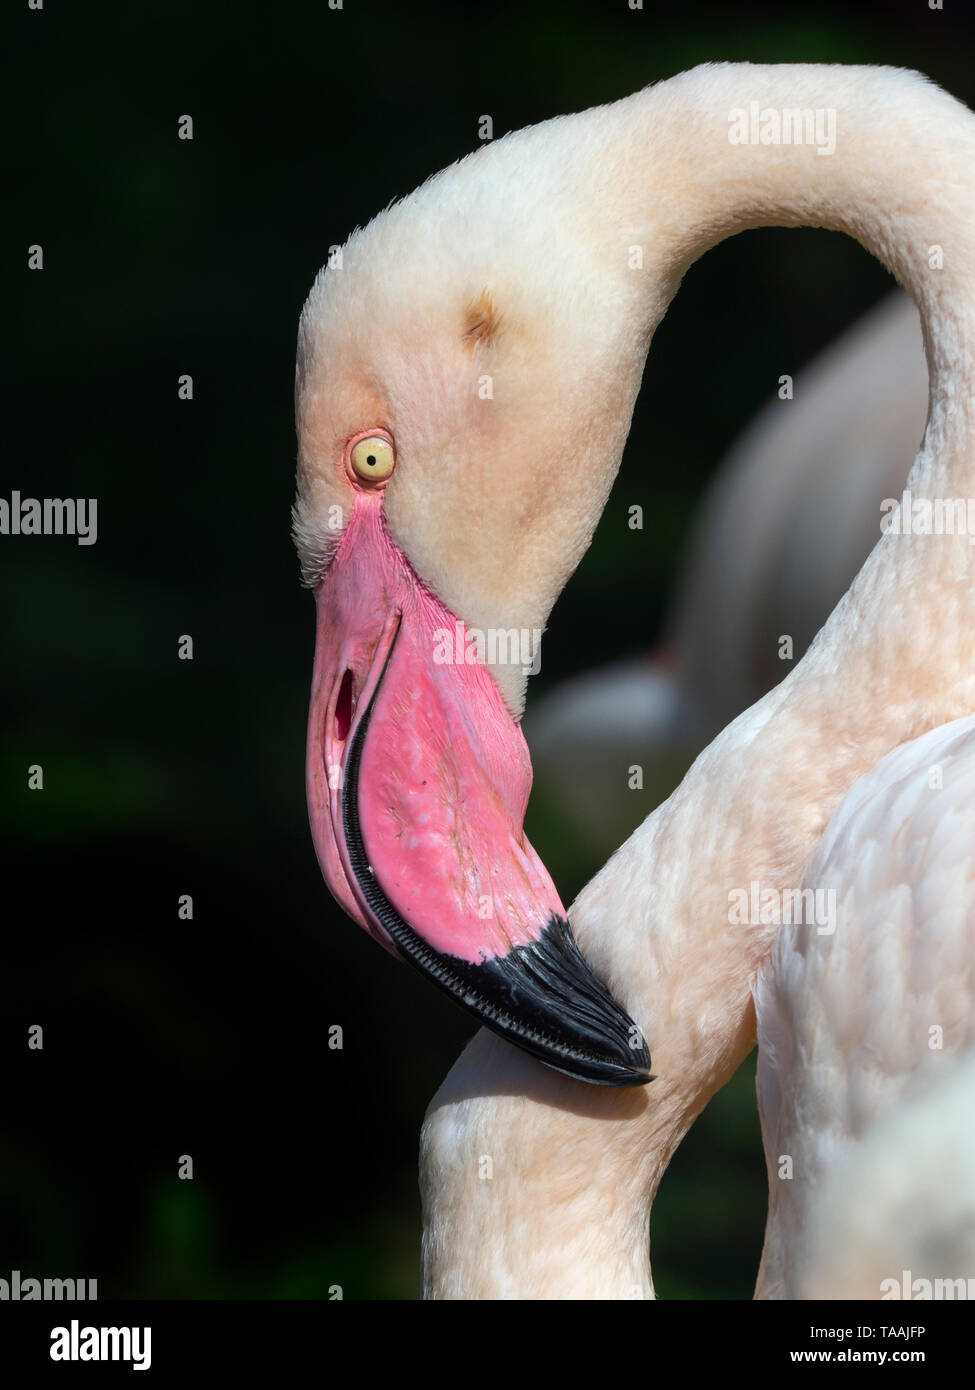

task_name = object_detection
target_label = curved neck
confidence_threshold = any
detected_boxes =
[421,64,975,1301]
[572,60,975,1083]
[572,64,975,1298]
[610,64,975,480]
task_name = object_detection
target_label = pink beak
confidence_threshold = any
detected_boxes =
[305,492,651,1086]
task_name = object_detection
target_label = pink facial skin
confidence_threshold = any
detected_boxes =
[306,491,569,965]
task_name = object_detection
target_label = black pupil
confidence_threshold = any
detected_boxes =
[366,454,376,466]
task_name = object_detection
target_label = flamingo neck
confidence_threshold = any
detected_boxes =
[575,58,975,1055]
[592,63,975,489]
[421,1031,673,1298]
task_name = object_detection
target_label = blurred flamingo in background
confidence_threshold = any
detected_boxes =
[527,292,927,857]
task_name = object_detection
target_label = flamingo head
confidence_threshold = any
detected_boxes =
[293,131,653,1085]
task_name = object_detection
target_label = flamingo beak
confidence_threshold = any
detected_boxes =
[305,493,652,1086]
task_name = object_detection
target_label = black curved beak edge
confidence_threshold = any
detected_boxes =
[341,666,651,1087]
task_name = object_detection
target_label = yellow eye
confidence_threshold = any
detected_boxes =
[350,435,395,484]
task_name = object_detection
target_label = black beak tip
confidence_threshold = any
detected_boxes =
[437,915,654,1088]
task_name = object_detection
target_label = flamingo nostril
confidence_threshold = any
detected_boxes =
[335,670,354,743]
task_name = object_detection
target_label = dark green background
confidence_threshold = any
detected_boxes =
[4,0,972,1299]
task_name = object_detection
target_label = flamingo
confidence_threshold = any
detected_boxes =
[526,291,927,859]
[293,63,975,1295]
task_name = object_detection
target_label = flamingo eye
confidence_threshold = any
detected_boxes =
[350,435,395,484]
